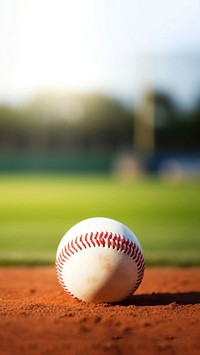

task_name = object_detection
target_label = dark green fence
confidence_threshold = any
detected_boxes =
[0,153,115,172]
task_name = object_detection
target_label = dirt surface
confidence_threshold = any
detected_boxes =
[0,267,199,355]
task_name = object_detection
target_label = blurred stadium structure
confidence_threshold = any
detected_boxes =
[0,86,200,179]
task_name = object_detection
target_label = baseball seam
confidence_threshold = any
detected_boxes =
[55,231,145,301]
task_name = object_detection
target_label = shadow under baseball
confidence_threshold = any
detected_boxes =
[119,292,200,306]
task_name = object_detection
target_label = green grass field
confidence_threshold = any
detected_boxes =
[0,173,199,266]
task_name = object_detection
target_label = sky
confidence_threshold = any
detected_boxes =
[0,0,200,107]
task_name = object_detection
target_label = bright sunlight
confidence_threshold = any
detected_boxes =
[1,0,102,102]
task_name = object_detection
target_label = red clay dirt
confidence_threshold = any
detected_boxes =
[0,267,199,355]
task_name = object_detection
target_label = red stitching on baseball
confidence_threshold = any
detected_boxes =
[80,235,86,248]
[111,234,116,249]
[100,236,105,247]
[75,237,82,250]
[85,233,91,247]
[63,245,70,258]
[94,232,100,246]
[90,232,95,246]
[72,239,79,253]
[107,232,112,247]
[56,231,145,301]
[67,241,74,255]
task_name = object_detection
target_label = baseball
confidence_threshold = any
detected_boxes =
[55,217,145,303]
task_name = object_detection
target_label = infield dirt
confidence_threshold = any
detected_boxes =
[0,267,199,355]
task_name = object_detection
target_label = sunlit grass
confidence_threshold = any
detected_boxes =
[0,173,199,266]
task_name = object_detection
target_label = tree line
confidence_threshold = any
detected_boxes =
[0,91,199,155]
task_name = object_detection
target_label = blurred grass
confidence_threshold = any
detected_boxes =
[0,173,199,266]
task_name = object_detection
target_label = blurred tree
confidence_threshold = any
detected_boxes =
[76,94,133,152]
[151,90,175,128]
[0,92,133,155]
[0,90,199,162]
[156,91,200,151]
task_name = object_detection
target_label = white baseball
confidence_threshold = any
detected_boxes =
[56,217,145,303]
